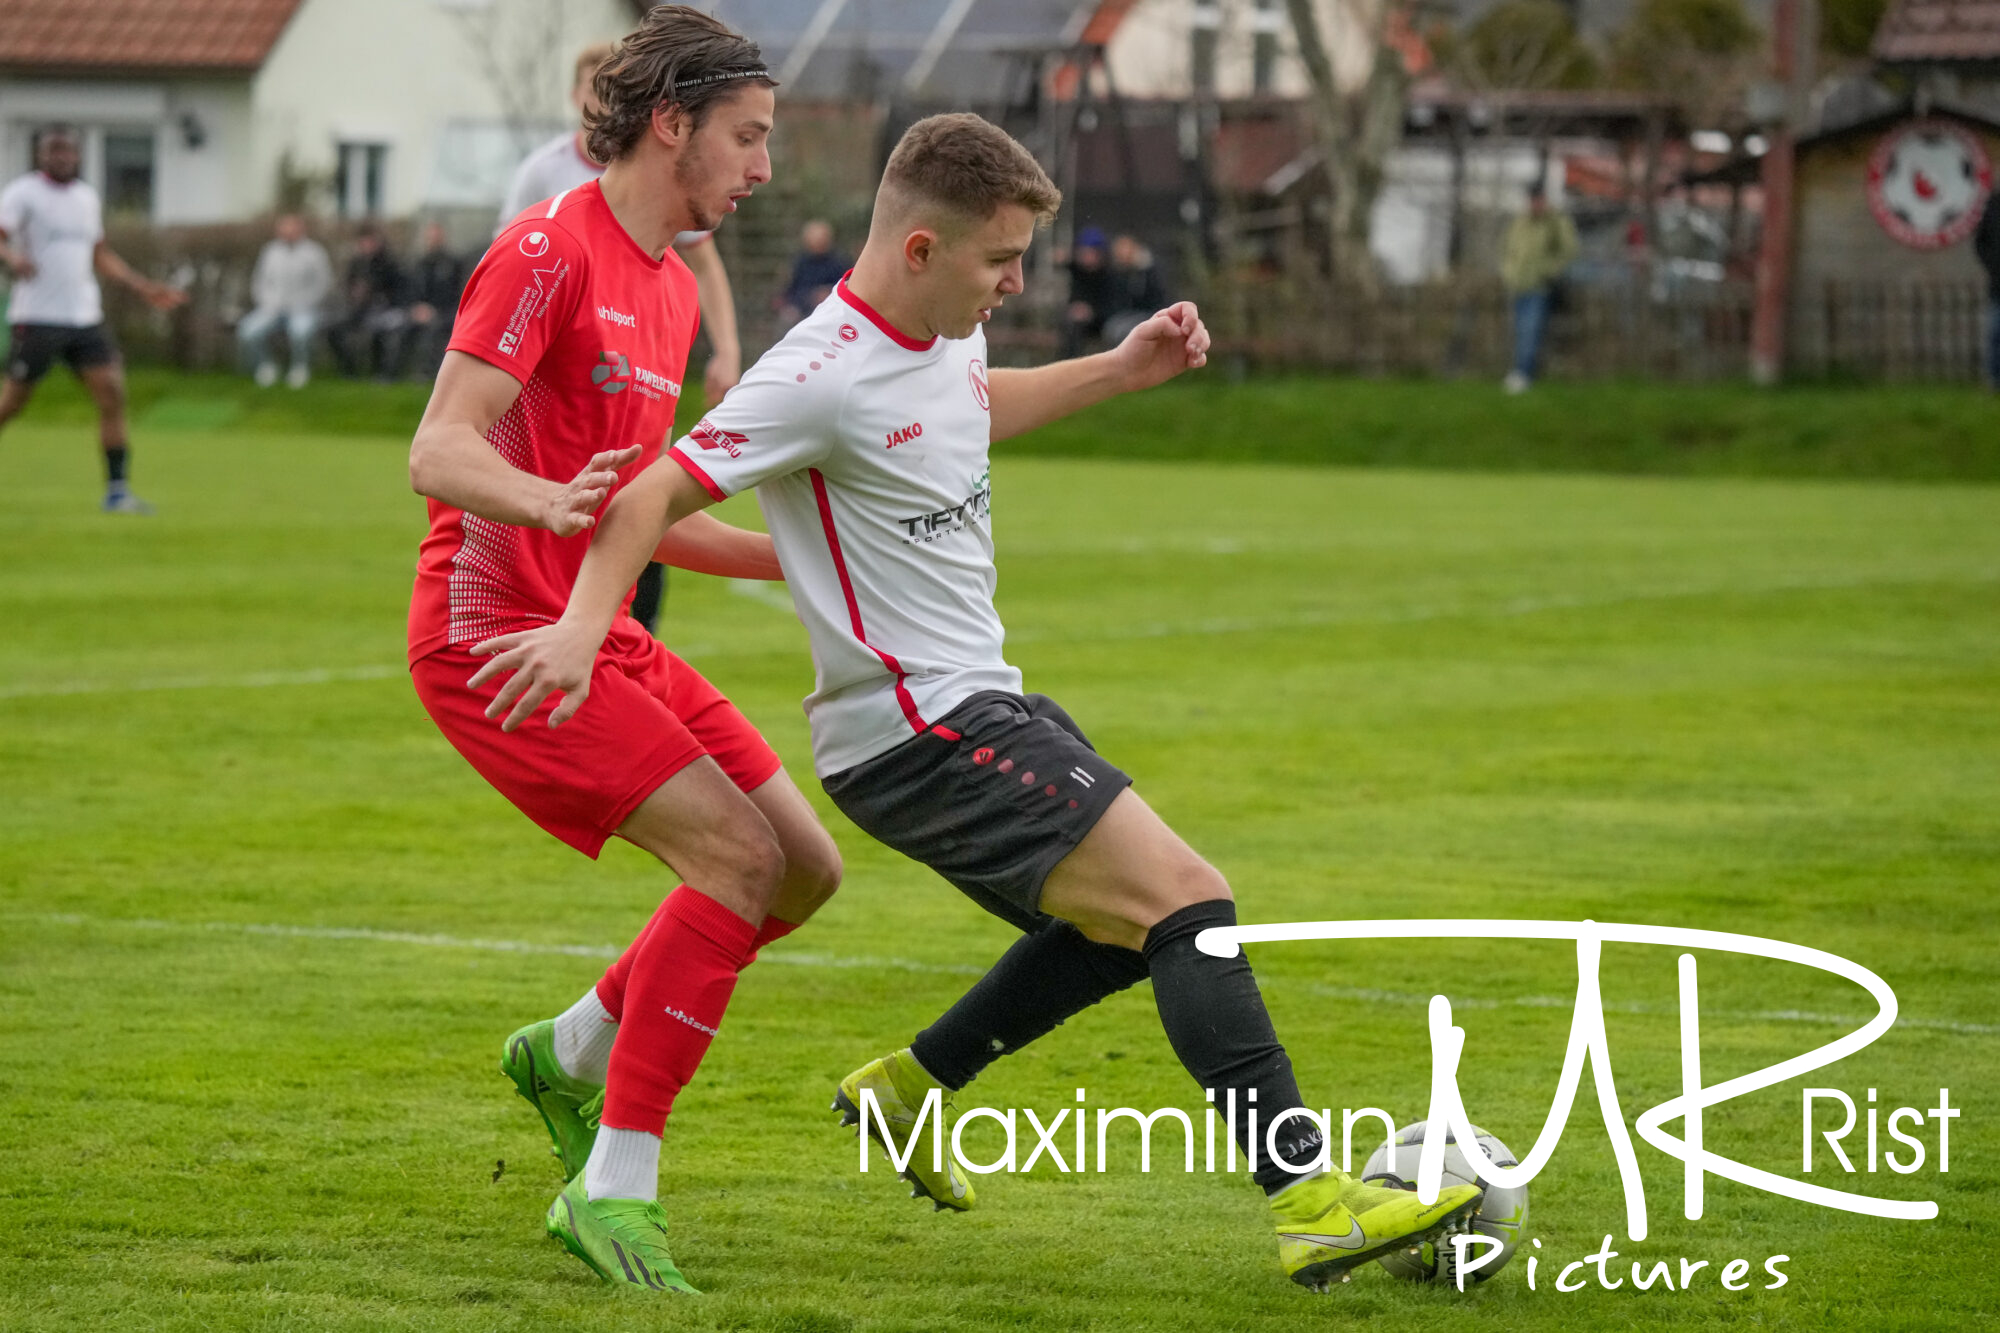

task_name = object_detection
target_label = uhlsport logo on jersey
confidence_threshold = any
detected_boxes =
[592,351,632,394]
[519,230,550,258]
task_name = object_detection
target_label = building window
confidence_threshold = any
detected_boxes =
[1252,0,1283,94]
[1192,0,1222,94]
[102,130,157,217]
[337,142,389,218]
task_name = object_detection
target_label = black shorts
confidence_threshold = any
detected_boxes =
[8,323,118,383]
[822,691,1133,932]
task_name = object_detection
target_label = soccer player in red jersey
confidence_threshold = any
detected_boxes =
[405,8,839,1293]
[467,113,1483,1292]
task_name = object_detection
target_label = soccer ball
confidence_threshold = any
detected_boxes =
[1362,1120,1529,1284]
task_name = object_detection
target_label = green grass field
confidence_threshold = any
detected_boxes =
[1,383,1995,1331]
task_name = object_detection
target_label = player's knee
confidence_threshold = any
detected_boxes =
[783,832,842,909]
[1170,856,1231,909]
[720,827,788,910]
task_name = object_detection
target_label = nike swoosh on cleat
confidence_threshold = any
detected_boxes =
[1280,1219,1367,1250]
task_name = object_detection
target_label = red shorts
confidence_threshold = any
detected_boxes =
[411,628,783,857]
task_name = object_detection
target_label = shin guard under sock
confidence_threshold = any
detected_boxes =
[596,904,803,1023]
[910,917,1150,1091]
[1142,899,1324,1192]
[600,886,756,1135]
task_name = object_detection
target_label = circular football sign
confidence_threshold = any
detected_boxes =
[1866,119,1993,251]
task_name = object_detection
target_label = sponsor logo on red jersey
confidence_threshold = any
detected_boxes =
[498,254,570,357]
[884,421,924,449]
[592,351,632,394]
[690,422,747,457]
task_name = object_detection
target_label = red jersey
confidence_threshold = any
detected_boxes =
[408,181,699,662]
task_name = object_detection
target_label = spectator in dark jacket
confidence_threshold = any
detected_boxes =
[1976,195,2000,391]
[405,221,468,378]
[330,223,407,379]
[777,219,848,327]
[1060,225,1113,359]
[1103,233,1167,345]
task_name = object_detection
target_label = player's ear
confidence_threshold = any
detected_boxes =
[902,227,936,273]
[651,103,693,149]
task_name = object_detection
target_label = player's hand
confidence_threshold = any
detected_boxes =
[144,282,188,312]
[704,348,741,402]
[467,621,601,731]
[1111,301,1209,390]
[6,254,36,280]
[544,445,642,536]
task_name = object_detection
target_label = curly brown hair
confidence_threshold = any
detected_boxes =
[582,6,775,164]
[879,114,1062,234]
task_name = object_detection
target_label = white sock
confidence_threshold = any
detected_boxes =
[552,987,617,1083]
[584,1126,661,1201]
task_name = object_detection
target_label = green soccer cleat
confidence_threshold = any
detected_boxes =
[1272,1170,1483,1291]
[831,1048,975,1212]
[545,1176,698,1294]
[501,1020,603,1179]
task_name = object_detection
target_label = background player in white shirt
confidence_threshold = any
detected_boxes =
[500,41,748,633]
[470,113,1483,1291]
[0,127,186,513]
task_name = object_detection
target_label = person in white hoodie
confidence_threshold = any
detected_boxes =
[239,213,333,388]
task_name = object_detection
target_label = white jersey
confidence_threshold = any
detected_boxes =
[666,277,1020,776]
[499,131,708,250]
[0,172,104,327]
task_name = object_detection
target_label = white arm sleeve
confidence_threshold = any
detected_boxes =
[665,348,847,500]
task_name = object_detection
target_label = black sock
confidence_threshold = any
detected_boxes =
[1143,899,1324,1193]
[910,918,1149,1090]
[104,444,129,488]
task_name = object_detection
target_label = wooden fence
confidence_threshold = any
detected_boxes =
[83,224,1991,385]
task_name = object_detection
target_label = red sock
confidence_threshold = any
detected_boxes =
[597,907,804,1019]
[600,886,757,1135]
[594,899,674,1022]
[745,914,799,966]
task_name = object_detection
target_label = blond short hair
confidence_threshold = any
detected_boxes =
[879,113,1062,234]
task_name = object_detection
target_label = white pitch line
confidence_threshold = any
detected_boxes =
[21,913,1990,1036]
[1287,979,2000,1038]
[729,578,800,615]
[26,913,982,977]
[5,570,1993,702]
[0,663,404,702]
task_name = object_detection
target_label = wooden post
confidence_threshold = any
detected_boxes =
[1749,0,1801,384]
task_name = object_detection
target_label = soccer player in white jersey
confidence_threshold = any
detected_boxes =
[0,127,186,513]
[470,113,1482,1291]
[501,41,747,636]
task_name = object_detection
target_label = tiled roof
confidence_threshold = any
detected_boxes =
[0,1,303,74]
[1873,0,2000,62]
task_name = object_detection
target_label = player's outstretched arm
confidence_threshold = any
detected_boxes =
[987,300,1210,442]
[654,511,783,580]
[678,236,743,399]
[467,460,718,730]
[93,241,185,311]
[410,351,642,534]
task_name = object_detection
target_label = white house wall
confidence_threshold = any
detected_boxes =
[250,0,634,218]
[1104,0,1379,100]
[0,77,252,224]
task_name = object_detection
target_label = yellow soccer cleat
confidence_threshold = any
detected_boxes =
[831,1048,975,1212]
[1272,1170,1483,1291]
